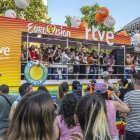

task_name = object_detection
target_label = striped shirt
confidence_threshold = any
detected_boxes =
[124,90,140,132]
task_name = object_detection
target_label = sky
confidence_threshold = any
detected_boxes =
[44,0,140,31]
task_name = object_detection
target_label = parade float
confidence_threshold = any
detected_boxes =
[0,1,132,93]
[0,16,131,89]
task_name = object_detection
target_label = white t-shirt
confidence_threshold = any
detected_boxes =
[74,56,80,65]
[62,52,71,64]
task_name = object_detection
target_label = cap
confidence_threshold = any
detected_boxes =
[94,83,107,94]
[132,73,140,79]
[120,78,128,86]
[89,79,96,84]
[102,71,110,79]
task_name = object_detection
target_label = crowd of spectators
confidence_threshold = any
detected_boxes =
[21,43,117,80]
[1,71,140,140]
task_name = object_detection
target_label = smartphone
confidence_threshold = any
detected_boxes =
[77,84,82,91]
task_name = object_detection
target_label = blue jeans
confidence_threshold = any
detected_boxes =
[125,69,131,79]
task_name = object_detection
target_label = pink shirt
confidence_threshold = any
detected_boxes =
[57,115,82,140]
[106,100,119,137]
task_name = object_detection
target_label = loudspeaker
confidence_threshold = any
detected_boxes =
[112,49,124,78]
[112,47,135,79]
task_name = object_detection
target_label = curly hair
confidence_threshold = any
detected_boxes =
[59,94,78,128]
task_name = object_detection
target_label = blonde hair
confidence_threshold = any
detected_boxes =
[84,102,111,140]
[76,94,111,140]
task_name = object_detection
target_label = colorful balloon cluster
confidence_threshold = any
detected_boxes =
[71,16,88,30]
[95,7,116,28]
[4,0,29,18]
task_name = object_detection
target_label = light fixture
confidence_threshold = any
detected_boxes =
[37,34,42,38]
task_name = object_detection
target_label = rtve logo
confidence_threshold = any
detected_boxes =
[0,47,10,56]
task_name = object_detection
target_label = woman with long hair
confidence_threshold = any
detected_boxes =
[94,83,130,140]
[6,91,56,140]
[73,94,112,140]
[55,82,69,114]
[55,94,82,140]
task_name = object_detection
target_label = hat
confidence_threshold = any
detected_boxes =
[102,71,110,79]
[120,78,128,86]
[133,73,140,79]
[89,79,96,84]
[94,83,108,94]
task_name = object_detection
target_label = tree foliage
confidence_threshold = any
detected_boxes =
[65,3,114,32]
[65,16,71,27]
[0,0,51,23]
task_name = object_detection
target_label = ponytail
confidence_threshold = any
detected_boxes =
[58,82,69,100]
[59,84,64,100]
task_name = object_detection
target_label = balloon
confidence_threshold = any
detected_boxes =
[133,33,140,41]
[71,16,81,28]
[95,13,105,23]
[131,33,140,46]
[104,16,116,28]
[79,22,88,29]
[15,0,29,9]
[5,9,16,18]
[118,31,128,36]
[98,7,109,18]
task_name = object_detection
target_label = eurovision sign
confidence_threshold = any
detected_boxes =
[0,16,131,87]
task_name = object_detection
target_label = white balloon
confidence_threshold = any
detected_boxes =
[131,33,140,46]
[71,16,81,28]
[5,9,16,18]
[133,33,140,41]
[15,0,29,9]
[104,16,116,28]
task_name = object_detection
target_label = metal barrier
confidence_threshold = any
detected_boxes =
[21,61,140,80]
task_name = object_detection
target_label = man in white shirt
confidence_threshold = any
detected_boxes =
[61,49,74,64]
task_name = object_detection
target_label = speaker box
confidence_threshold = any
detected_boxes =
[112,49,124,79]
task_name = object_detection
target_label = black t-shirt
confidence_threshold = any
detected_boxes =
[100,57,104,65]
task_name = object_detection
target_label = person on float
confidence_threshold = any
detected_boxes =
[107,52,115,79]
[21,45,29,79]
[125,53,135,78]
[29,45,40,65]
[61,48,74,64]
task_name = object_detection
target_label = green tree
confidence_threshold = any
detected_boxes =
[65,16,71,26]
[65,3,114,32]
[0,0,51,23]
